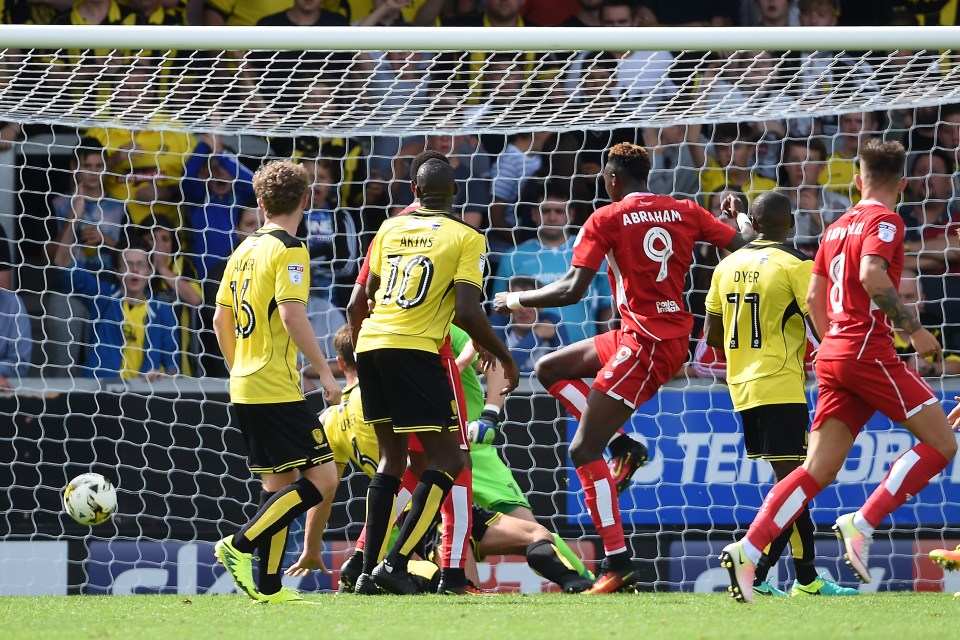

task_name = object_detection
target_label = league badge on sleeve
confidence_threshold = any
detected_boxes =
[877,222,896,243]
[288,264,305,284]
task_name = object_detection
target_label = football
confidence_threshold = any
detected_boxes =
[63,473,117,526]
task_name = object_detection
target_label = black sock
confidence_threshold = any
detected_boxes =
[605,550,632,571]
[792,507,818,585]
[253,490,278,592]
[362,473,401,574]
[439,567,467,587]
[386,469,454,572]
[233,477,323,553]
[753,523,794,586]
[258,526,288,595]
[526,539,582,590]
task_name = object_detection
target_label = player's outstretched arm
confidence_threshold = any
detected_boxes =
[278,301,343,404]
[454,283,519,395]
[859,254,942,361]
[287,459,346,577]
[492,266,597,316]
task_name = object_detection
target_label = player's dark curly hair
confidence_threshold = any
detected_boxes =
[411,150,449,181]
[606,142,651,183]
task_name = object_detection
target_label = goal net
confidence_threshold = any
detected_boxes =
[2,25,959,596]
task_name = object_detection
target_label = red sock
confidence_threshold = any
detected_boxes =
[860,442,949,528]
[576,459,626,555]
[745,467,821,551]
[400,468,419,501]
[355,525,366,552]
[548,380,591,421]
[439,467,472,569]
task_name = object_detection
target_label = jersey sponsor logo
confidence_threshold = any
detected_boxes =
[288,264,304,284]
[877,221,896,242]
[622,210,683,225]
[656,300,681,313]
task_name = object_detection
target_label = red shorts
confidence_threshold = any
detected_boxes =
[812,357,937,436]
[409,353,469,453]
[592,330,688,409]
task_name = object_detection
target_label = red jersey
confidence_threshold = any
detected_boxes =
[812,199,904,361]
[355,199,456,359]
[572,193,737,341]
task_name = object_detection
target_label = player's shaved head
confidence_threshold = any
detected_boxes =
[751,191,793,239]
[416,158,456,199]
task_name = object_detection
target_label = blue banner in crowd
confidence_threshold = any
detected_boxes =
[566,386,960,527]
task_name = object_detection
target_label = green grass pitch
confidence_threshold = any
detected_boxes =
[3,593,958,640]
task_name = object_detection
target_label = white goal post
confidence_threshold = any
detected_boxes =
[1,25,959,596]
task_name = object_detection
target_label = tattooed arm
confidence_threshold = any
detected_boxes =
[860,254,942,360]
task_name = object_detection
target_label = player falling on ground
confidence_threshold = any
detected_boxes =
[704,191,858,598]
[286,325,589,593]
[355,159,519,595]
[720,139,960,604]
[493,142,746,593]
[212,160,343,604]
[344,150,480,594]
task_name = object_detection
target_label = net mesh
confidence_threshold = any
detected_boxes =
[2,37,960,595]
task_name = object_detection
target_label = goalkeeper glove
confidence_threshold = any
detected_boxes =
[467,406,501,445]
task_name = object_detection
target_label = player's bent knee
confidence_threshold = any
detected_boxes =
[568,438,603,468]
[534,352,562,388]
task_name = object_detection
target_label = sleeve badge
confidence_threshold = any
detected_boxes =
[877,222,896,243]
[288,264,305,284]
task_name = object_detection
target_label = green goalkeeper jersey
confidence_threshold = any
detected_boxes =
[449,325,485,426]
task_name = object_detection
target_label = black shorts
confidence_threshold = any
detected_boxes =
[739,403,809,461]
[233,400,333,474]
[356,348,459,433]
[469,505,503,561]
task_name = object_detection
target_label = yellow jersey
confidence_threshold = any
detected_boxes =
[215,228,310,404]
[120,301,148,378]
[357,209,486,354]
[705,240,813,411]
[820,153,862,205]
[323,383,379,478]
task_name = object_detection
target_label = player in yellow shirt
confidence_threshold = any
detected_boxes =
[212,161,342,605]
[287,325,591,593]
[706,191,858,598]
[355,159,519,595]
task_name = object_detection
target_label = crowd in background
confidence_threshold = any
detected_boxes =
[0,0,959,387]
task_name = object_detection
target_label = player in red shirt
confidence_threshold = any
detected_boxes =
[720,139,960,604]
[493,142,745,593]
[342,150,482,595]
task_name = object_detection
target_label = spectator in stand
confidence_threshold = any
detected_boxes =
[301,158,357,356]
[521,0,578,25]
[779,138,850,255]
[820,111,883,204]
[636,0,738,26]
[899,150,960,276]
[70,240,180,380]
[562,2,678,116]
[642,124,705,201]
[354,0,444,25]
[488,130,552,258]
[46,138,129,376]
[491,276,568,374]
[699,122,776,207]
[198,206,262,377]
[205,0,295,25]
[561,0,602,27]
[751,0,800,26]
[427,135,490,227]
[181,134,255,280]
[0,279,30,389]
[493,186,612,343]
[1,0,66,23]
[896,267,960,377]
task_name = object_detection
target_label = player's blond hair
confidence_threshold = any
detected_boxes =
[253,160,310,217]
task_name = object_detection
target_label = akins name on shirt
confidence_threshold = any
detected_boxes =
[399,235,434,249]
[622,209,683,225]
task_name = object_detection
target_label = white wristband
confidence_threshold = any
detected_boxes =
[506,291,524,310]
[736,213,753,233]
